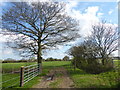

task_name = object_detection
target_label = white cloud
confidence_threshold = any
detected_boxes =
[0,43,14,59]
[65,5,100,38]
[21,0,52,2]
[108,9,114,15]
[3,48,13,54]
[0,0,20,2]
[97,12,104,17]
[0,28,36,43]
[112,50,118,56]
[0,33,20,43]
[0,34,7,42]
[43,48,68,59]
[117,0,120,2]
[59,0,117,2]
[85,6,99,16]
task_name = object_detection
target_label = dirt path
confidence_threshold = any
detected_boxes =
[32,67,74,88]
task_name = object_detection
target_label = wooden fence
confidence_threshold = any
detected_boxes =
[1,64,40,89]
[20,64,40,87]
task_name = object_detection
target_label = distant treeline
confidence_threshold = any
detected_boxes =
[113,57,120,60]
[2,60,33,63]
[95,57,120,60]
[2,56,70,63]
[1,56,119,63]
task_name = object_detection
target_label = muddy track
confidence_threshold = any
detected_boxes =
[32,67,74,88]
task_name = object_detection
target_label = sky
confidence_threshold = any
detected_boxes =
[0,0,119,60]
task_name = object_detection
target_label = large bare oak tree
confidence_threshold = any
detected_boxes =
[2,2,79,72]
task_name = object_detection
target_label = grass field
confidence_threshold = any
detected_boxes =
[2,62,37,89]
[66,66,119,88]
[66,60,120,88]
[1,60,120,89]
[113,60,120,67]
[2,62,36,73]
[1,61,70,89]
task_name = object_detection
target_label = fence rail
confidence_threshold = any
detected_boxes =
[20,64,40,86]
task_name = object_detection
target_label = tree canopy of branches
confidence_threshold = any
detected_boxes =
[2,2,79,72]
[90,22,118,65]
[69,22,118,74]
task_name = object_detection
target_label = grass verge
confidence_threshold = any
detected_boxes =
[65,62,119,88]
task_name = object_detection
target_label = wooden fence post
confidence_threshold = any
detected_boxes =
[38,63,42,74]
[20,66,24,87]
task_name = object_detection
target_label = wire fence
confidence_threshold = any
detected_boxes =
[0,75,20,90]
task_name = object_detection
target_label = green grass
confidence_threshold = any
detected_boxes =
[68,68,119,88]
[41,61,70,74]
[99,70,119,88]
[2,61,70,89]
[113,60,120,67]
[2,74,41,89]
[2,62,36,73]
[22,61,70,88]
[2,60,119,89]
[113,60,120,61]
[2,62,36,89]
[65,61,120,88]
[2,73,20,89]
[16,75,41,89]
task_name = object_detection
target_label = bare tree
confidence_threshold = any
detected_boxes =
[2,2,79,72]
[89,22,118,65]
[68,21,118,74]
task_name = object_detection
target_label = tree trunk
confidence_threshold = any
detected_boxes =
[37,54,42,73]
[101,54,108,65]
[101,53,105,65]
[74,59,76,71]
[102,58,105,65]
[37,41,42,73]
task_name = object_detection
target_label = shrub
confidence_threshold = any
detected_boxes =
[83,63,113,74]
[72,58,114,74]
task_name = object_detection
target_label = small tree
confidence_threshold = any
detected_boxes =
[69,45,85,69]
[63,56,69,61]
